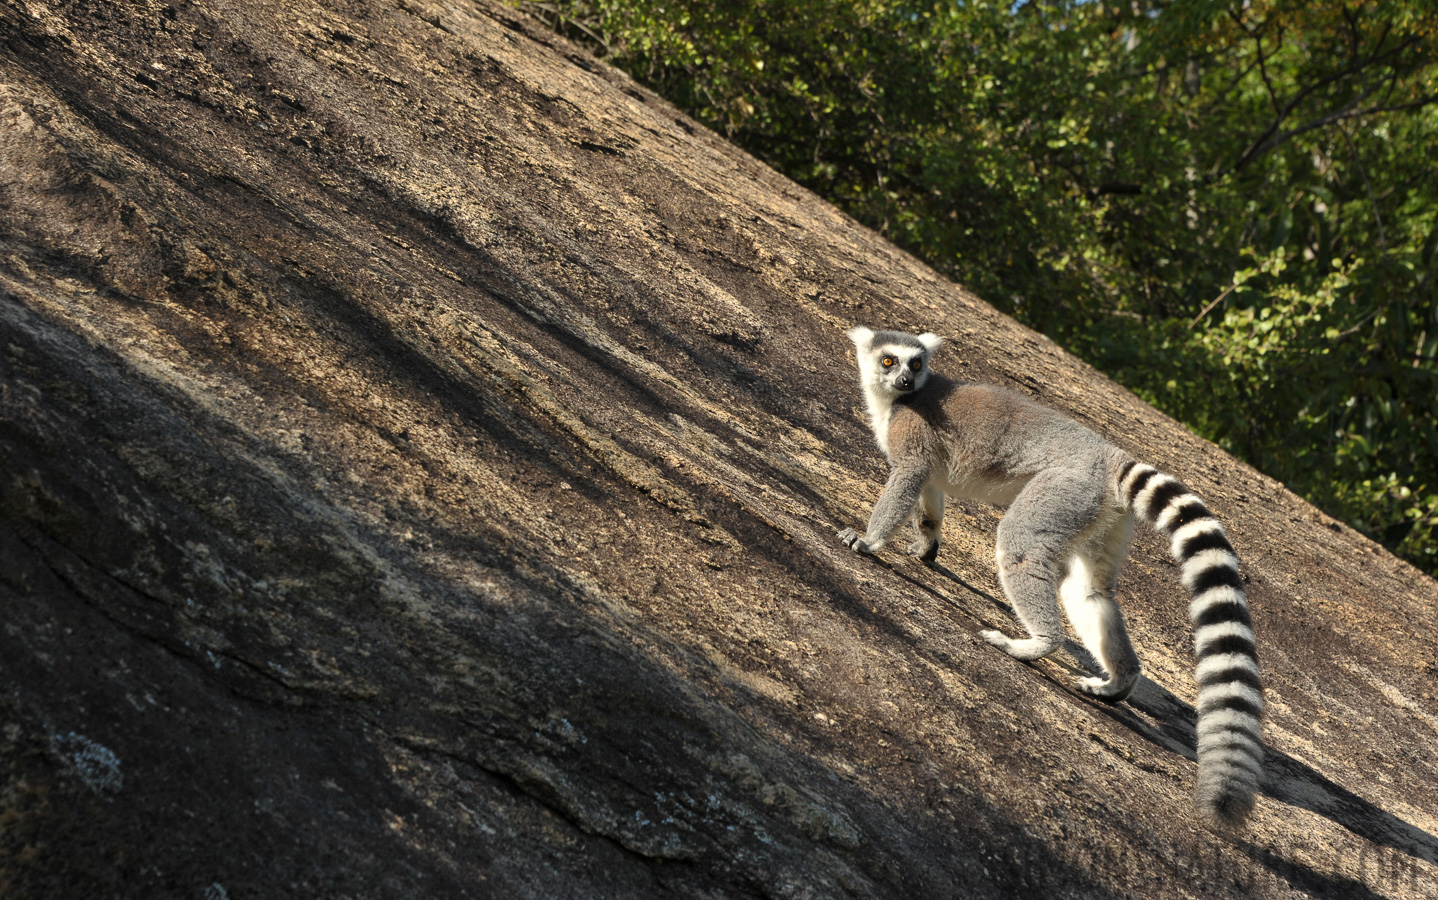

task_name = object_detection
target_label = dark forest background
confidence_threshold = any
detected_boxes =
[516,0,1438,575]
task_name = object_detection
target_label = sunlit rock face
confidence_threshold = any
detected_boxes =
[1,2,1435,897]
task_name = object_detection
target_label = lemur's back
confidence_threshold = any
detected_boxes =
[891,376,1118,500]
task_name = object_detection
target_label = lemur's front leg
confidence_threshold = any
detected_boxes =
[839,463,929,555]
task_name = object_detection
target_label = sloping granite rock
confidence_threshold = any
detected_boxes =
[1,1,1435,896]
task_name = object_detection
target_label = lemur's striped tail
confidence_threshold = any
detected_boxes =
[1119,460,1263,828]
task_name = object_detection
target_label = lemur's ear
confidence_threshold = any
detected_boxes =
[917,332,943,354]
[846,326,875,349]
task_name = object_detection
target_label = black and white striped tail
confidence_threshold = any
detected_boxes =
[1119,460,1263,828]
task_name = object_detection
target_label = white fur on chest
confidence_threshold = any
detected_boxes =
[862,378,1027,507]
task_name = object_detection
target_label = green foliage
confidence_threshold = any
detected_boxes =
[518,0,1438,575]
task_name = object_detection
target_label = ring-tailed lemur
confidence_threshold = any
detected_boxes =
[837,326,1263,829]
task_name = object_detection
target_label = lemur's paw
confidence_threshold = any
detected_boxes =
[1073,675,1136,705]
[837,528,873,554]
[979,629,1010,649]
[908,538,939,563]
[981,631,1060,661]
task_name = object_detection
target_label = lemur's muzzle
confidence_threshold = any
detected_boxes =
[895,374,915,391]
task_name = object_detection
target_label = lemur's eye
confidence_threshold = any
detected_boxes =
[909,359,923,371]
[881,356,895,368]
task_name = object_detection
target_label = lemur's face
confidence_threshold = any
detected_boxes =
[847,327,942,397]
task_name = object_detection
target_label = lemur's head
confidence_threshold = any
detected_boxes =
[846,326,943,397]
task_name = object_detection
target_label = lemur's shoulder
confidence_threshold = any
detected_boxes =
[896,376,1057,428]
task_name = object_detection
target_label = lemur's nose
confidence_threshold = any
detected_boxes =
[896,373,914,390]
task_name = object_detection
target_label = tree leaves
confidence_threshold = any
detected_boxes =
[519,0,1438,574]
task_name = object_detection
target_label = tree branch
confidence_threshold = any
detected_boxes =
[1223,31,1423,179]
[1267,90,1438,155]
[1189,283,1239,329]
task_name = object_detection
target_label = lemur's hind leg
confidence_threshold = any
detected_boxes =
[982,467,1103,661]
[1061,511,1141,703]
[908,484,945,562]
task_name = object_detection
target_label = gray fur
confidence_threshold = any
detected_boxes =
[838,326,1262,830]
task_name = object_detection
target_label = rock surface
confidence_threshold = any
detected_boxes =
[1,1,1435,897]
